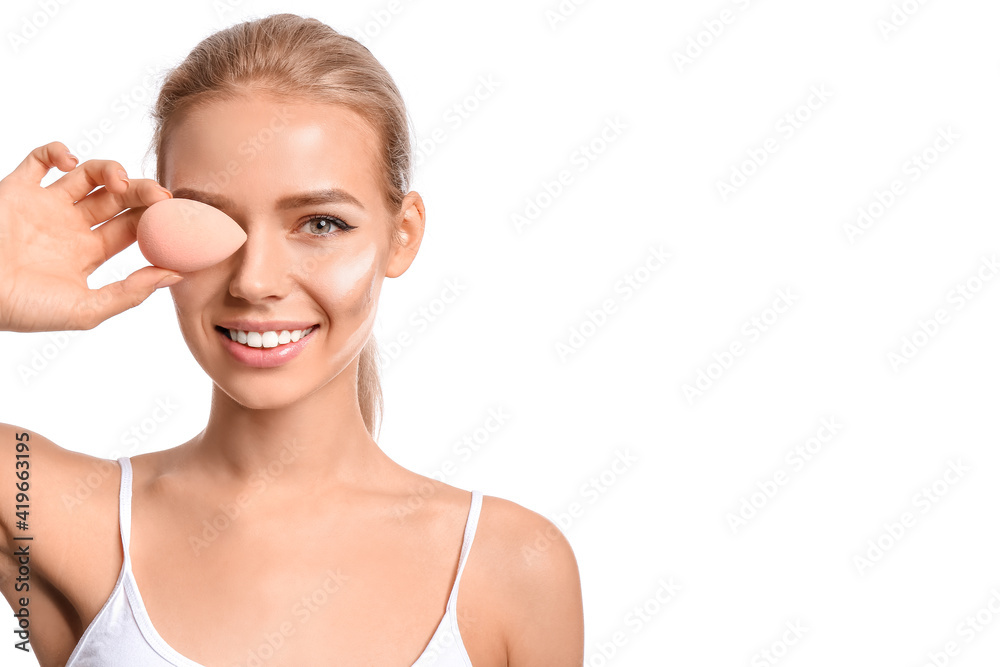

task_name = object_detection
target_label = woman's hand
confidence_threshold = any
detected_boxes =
[0,141,183,333]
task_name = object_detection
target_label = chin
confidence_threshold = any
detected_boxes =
[213,378,310,411]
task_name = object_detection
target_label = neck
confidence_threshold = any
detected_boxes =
[177,371,396,499]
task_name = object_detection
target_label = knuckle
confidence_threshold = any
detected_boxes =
[75,158,104,174]
[128,290,144,310]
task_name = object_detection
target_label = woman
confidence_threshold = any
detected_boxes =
[0,13,583,666]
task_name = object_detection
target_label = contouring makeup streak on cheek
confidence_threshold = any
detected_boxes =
[322,241,379,319]
[319,241,381,364]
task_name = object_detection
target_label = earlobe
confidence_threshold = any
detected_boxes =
[386,191,425,278]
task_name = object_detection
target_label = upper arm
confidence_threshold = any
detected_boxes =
[491,498,585,666]
[0,422,113,560]
[0,424,121,662]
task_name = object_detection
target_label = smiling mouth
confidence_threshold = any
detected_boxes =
[214,324,320,348]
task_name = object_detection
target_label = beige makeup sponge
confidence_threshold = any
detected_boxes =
[137,198,247,273]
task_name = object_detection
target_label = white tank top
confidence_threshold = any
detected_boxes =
[64,456,483,666]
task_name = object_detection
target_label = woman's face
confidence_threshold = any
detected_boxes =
[160,96,422,409]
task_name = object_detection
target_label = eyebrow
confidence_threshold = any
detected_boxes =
[169,187,366,211]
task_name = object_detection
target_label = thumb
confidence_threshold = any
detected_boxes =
[78,267,184,327]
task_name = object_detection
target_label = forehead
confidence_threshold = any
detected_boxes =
[161,96,384,209]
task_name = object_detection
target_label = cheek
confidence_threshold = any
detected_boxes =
[315,242,379,317]
[167,275,219,340]
[167,274,214,314]
[167,280,197,320]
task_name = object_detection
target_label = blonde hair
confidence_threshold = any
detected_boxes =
[148,13,415,438]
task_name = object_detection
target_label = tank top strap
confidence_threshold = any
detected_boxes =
[116,456,134,565]
[446,489,483,612]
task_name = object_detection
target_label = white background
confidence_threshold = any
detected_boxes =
[2,0,1000,665]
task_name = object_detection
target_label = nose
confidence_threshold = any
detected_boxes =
[227,223,293,303]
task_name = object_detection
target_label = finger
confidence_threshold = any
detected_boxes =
[92,207,143,264]
[11,141,79,184]
[76,178,173,228]
[46,159,130,203]
[74,265,183,329]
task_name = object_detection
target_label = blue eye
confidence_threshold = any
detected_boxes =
[303,215,356,237]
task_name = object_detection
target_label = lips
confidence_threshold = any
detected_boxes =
[216,324,319,368]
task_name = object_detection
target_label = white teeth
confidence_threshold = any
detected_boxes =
[227,327,314,348]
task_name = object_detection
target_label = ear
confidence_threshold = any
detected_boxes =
[385,190,425,278]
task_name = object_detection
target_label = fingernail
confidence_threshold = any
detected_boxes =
[117,169,129,186]
[158,186,172,198]
[155,274,183,289]
[67,152,79,165]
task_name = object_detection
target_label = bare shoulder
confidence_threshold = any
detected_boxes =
[383,468,585,664]
[0,422,121,587]
[475,493,585,665]
[477,494,580,572]
[0,425,142,665]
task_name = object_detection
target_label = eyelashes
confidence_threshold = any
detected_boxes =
[301,215,358,237]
